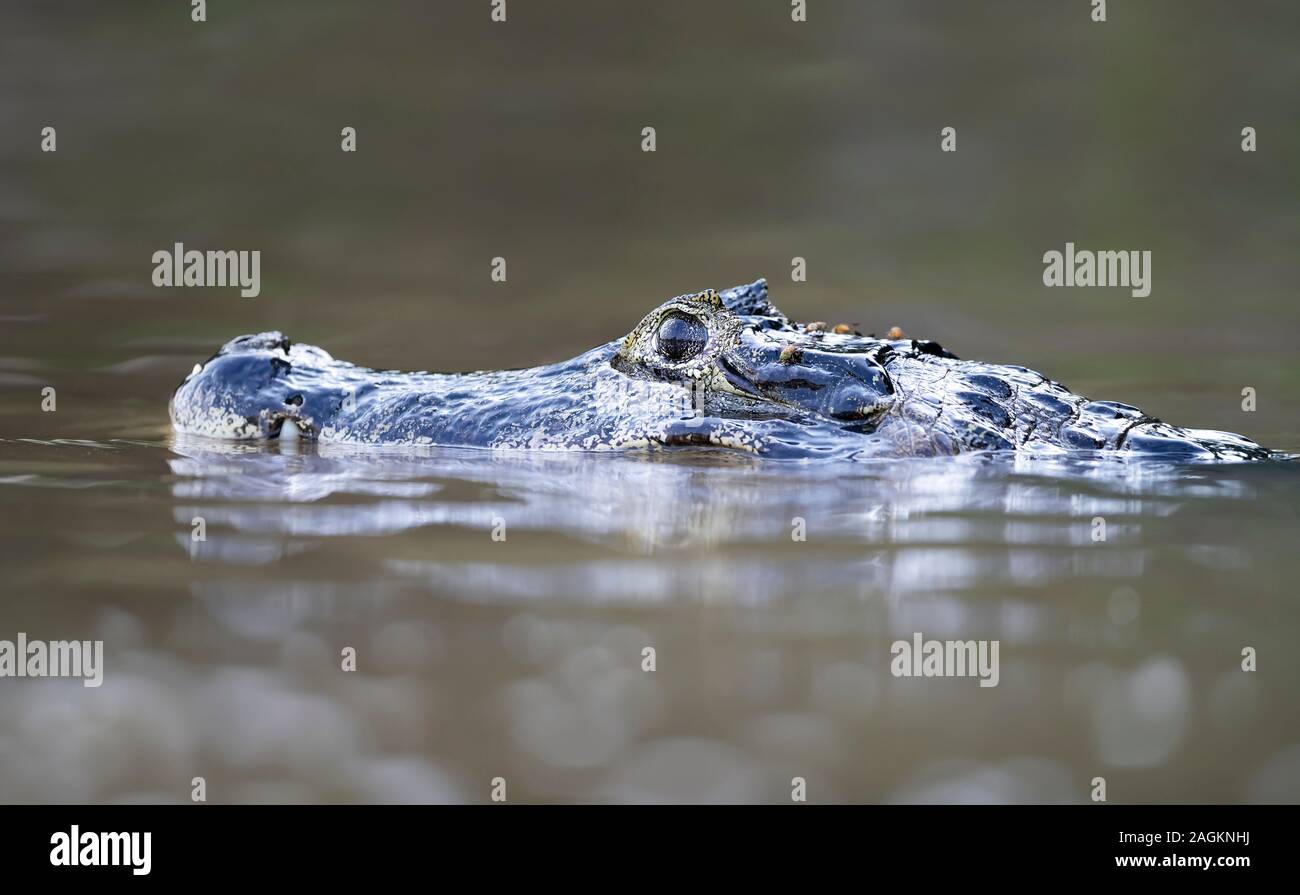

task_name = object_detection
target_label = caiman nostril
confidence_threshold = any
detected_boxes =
[284,393,303,406]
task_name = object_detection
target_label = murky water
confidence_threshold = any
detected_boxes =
[2,1,1299,803]
[2,418,1298,802]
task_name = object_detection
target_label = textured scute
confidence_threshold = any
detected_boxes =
[169,280,1281,462]
[719,278,783,318]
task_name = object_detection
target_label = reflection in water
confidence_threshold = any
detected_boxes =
[1,435,1299,803]
[168,435,1251,598]
[29,435,1263,803]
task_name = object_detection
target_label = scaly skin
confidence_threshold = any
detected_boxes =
[169,279,1278,461]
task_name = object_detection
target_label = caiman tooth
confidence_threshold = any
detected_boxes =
[258,409,318,440]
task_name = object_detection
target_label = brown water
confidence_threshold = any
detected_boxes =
[1,1,1299,803]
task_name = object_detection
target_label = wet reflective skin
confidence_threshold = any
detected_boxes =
[171,280,1279,461]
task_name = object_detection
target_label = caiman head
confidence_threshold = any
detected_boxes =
[170,279,1275,460]
[607,284,903,455]
[604,280,1275,460]
[605,279,1026,458]
[613,287,894,431]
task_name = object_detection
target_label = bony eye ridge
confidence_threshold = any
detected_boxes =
[655,313,708,361]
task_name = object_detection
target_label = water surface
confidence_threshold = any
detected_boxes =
[2,414,1298,802]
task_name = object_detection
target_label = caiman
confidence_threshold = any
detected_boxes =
[169,279,1277,461]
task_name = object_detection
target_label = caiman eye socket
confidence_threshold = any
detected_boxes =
[655,313,707,362]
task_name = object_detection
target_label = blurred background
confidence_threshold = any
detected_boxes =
[0,0,1297,803]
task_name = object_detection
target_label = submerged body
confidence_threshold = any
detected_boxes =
[170,280,1276,461]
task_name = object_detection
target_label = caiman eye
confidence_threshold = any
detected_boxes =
[655,313,707,361]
